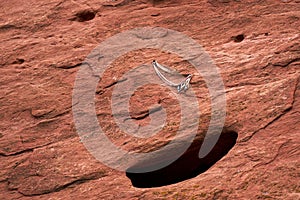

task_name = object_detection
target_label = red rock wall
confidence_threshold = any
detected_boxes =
[0,0,299,199]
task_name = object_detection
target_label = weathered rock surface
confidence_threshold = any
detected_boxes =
[0,0,299,199]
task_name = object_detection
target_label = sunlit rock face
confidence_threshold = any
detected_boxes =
[0,0,299,199]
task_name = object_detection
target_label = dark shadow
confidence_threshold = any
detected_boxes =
[71,10,96,22]
[126,130,238,188]
[232,34,245,42]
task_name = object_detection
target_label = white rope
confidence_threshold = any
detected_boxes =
[152,60,192,92]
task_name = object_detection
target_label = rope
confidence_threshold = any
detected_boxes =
[152,60,192,93]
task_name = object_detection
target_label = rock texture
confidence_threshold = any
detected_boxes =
[0,0,299,199]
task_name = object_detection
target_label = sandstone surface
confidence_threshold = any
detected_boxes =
[0,0,299,199]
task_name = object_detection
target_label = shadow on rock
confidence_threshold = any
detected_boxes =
[126,129,238,188]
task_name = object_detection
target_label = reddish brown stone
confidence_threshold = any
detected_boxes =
[0,0,299,199]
